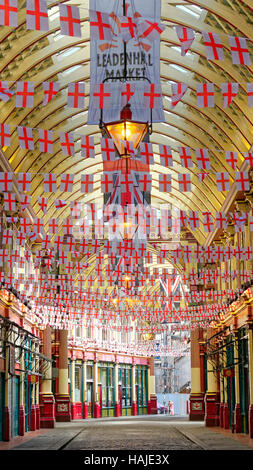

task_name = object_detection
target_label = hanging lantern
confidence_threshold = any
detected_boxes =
[101,104,149,158]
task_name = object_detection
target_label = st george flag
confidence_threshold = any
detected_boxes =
[67,82,85,108]
[38,129,53,153]
[137,19,166,43]
[196,83,215,108]
[60,174,74,192]
[196,148,210,170]
[0,123,11,147]
[229,36,251,65]
[18,172,31,192]
[17,126,34,150]
[247,83,253,107]
[89,10,112,41]
[81,135,95,159]
[118,16,137,42]
[159,144,173,167]
[60,132,75,156]
[159,174,171,192]
[0,0,18,27]
[201,32,224,61]
[175,26,195,56]
[0,172,12,191]
[16,81,34,108]
[225,151,238,170]
[244,152,253,166]
[59,4,81,37]
[171,83,188,108]
[81,174,94,193]
[144,83,162,110]
[26,0,49,31]
[42,81,60,105]
[221,83,239,108]
[0,81,15,102]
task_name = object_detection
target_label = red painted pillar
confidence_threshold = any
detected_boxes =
[114,357,121,417]
[4,407,11,441]
[30,404,37,431]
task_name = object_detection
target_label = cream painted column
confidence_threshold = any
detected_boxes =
[189,328,204,421]
[132,361,137,415]
[83,360,87,403]
[94,358,101,418]
[40,325,55,428]
[114,359,120,416]
[4,341,11,440]
[148,357,157,414]
[71,358,75,403]
[55,329,71,422]
[58,330,69,396]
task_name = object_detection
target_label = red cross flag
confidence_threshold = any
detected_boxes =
[121,83,135,107]
[2,229,13,245]
[139,142,154,165]
[158,146,173,170]
[18,172,31,192]
[179,147,193,168]
[221,83,239,108]
[3,192,16,211]
[119,16,137,42]
[90,10,112,41]
[38,197,48,214]
[202,212,214,233]
[178,173,191,192]
[243,152,253,166]
[26,0,49,31]
[101,138,116,161]
[235,171,250,191]
[202,32,224,61]
[196,83,215,108]
[225,151,238,170]
[92,83,111,109]
[0,123,10,147]
[42,81,60,105]
[171,83,188,108]
[137,172,152,192]
[60,174,74,192]
[55,199,67,210]
[59,4,81,37]
[120,173,133,193]
[175,26,195,56]
[67,82,85,108]
[187,211,199,229]
[137,19,165,43]
[38,129,53,153]
[33,218,44,234]
[0,172,12,192]
[216,212,228,229]
[17,126,34,150]
[101,172,114,193]
[0,81,15,102]
[62,218,73,236]
[196,148,210,170]
[216,172,230,191]
[44,173,57,192]
[229,36,251,65]
[159,174,172,192]
[20,194,31,211]
[0,0,17,26]
[60,132,75,156]
[16,81,34,108]
[247,83,253,107]
[81,135,95,159]
[81,174,94,193]
[48,218,59,234]
[144,83,162,109]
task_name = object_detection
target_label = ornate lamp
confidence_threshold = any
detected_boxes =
[101,103,150,158]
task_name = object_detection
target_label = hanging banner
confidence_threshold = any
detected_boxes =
[88,0,165,124]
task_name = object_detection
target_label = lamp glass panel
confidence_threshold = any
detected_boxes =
[105,121,148,156]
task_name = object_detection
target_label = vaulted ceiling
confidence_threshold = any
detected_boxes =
[1,0,252,251]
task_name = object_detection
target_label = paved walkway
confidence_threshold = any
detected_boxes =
[1,415,253,451]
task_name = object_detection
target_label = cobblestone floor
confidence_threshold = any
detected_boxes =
[3,415,252,451]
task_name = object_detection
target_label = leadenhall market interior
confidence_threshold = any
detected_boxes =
[0,0,253,453]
